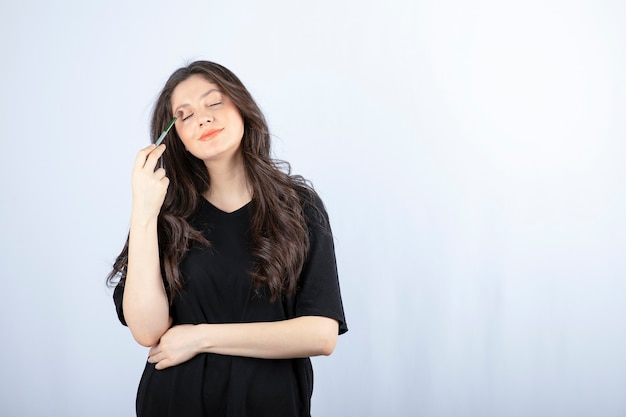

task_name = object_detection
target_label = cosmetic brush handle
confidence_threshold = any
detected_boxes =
[155,116,178,146]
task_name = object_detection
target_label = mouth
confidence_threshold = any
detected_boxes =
[199,128,224,141]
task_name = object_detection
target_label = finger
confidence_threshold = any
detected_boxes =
[154,167,167,180]
[133,145,156,170]
[148,351,164,364]
[143,144,167,171]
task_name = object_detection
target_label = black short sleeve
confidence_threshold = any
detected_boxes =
[294,192,348,335]
[113,280,127,326]
[111,189,347,416]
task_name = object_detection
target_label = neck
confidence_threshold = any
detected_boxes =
[203,152,252,213]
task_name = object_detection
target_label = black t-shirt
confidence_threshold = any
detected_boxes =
[114,191,347,417]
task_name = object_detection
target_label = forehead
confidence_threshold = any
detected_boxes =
[170,74,221,106]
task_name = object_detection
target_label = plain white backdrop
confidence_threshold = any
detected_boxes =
[1,1,625,416]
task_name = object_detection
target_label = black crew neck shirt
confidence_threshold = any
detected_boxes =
[114,191,347,417]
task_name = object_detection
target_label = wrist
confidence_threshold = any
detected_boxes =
[195,324,215,353]
[130,211,159,229]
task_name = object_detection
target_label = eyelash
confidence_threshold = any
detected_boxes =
[181,102,222,121]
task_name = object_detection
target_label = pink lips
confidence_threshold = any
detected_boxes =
[199,128,223,141]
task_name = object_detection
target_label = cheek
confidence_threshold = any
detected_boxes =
[175,125,194,145]
[234,115,245,138]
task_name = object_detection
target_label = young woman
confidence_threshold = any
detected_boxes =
[108,61,347,417]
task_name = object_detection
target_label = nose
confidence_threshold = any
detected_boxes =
[198,114,213,127]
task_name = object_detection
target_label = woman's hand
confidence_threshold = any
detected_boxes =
[148,325,200,370]
[131,144,169,220]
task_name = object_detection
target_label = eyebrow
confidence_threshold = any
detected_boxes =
[173,89,220,114]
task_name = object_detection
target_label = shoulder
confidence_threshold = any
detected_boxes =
[293,182,331,232]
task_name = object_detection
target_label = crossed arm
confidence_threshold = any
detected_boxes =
[146,317,338,370]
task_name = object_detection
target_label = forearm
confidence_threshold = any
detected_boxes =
[196,316,339,359]
[123,214,171,346]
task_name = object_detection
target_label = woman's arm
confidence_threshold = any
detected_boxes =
[122,144,172,347]
[147,317,339,370]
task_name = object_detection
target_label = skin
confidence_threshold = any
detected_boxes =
[123,75,339,370]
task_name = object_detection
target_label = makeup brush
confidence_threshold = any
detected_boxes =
[155,116,178,147]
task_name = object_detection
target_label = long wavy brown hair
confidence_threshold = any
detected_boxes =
[107,61,313,302]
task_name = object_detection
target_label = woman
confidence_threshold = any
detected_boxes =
[107,61,347,417]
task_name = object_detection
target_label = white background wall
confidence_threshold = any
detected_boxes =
[1,1,625,416]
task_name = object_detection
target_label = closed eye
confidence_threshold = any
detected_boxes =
[182,113,194,121]
[209,102,222,107]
